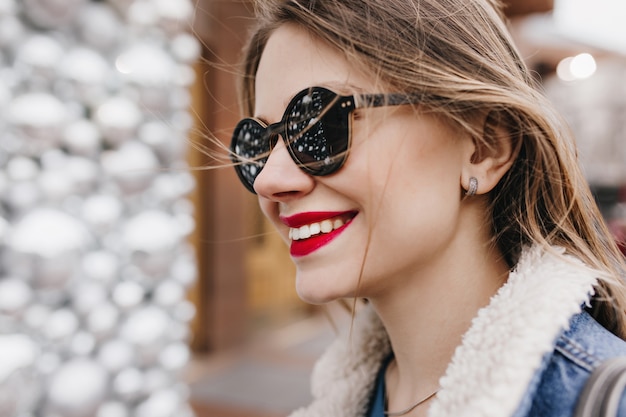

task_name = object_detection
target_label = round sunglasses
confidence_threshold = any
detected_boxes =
[230,86,421,193]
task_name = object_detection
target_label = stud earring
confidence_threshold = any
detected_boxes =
[466,177,478,196]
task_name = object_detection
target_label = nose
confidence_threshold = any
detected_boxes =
[253,137,315,199]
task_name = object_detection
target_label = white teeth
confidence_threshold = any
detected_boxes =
[299,225,311,239]
[310,223,321,235]
[320,219,333,233]
[289,217,348,241]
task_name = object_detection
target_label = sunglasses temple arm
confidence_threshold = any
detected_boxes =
[356,93,422,108]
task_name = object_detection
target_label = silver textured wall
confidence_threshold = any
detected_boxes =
[0,1,200,416]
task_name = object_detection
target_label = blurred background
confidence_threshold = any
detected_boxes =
[0,1,624,417]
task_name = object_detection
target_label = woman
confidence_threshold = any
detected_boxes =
[228,0,626,416]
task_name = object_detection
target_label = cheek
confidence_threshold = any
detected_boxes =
[368,136,464,242]
[347,129,461,199]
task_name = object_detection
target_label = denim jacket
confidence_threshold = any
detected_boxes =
[514,310,626,417]
[287,245,626,417]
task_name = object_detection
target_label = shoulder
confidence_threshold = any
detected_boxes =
[521,311,626,417]
[557,310,626,370]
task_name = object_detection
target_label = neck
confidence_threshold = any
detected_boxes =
[369,240,509,414]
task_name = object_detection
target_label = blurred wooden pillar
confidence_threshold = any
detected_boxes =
[189,0,256,352]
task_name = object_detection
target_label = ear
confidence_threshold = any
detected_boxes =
[461,111,519,195]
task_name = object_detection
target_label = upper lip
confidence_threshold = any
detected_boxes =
[280,211,357,228]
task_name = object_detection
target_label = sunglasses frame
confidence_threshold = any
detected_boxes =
[231,86,421,193]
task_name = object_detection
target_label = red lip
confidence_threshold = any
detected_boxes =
[280,211,357,257]
[280,211,349,227]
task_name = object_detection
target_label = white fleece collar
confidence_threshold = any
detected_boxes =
[288,245,600,417]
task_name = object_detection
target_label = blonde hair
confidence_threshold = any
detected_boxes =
[237,0,626,337]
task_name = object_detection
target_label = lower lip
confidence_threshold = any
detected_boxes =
[290,220,352,257]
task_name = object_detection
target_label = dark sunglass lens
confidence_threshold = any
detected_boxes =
[286,89,349,175]
[231,120,269,191]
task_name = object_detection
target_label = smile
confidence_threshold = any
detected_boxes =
[280,211,357,257]
[288,217,348,240]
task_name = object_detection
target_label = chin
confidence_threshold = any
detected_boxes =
[295,286,336,305]
[295,272,355,305]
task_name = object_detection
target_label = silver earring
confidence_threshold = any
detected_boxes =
[466,177,478,196]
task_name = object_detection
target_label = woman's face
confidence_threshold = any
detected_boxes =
[253,24,473,304]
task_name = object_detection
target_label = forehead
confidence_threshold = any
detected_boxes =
[254,24,374,119]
